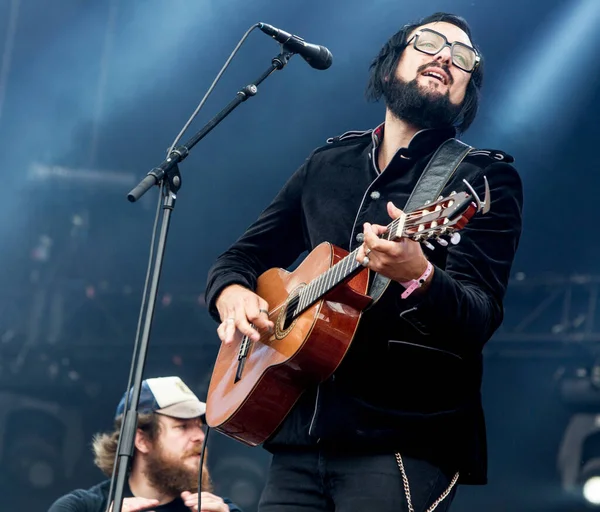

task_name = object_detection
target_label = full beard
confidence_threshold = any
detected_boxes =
[381,74,463,130]
[143,445,213,496]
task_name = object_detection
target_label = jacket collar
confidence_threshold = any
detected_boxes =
[371,122,457,160]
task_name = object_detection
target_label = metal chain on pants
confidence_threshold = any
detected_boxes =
[395,453,460,512]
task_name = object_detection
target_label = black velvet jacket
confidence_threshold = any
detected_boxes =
[205,125,523,484]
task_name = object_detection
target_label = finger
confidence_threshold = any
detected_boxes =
[355,241,367,266]
[234,306,261,342]
[245,297,274,332]
[369,223,389,236]
[364,223,402,258]
[258,297,275,332]
[223,309,237,344]
[259,299,275,330]
[387,201,405,220]
[195,493,225,511]
[366,222,391,238]
[362,222,380,250]
[183,495,200,511]
[200,492,225,503]
[363,223,388,252]
[199,506,219,512]
[217,322,227,343]
[199,503,226,512]
[217,301,231,324]
[185,500,201,509]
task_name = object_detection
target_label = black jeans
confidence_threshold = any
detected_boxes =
[258,449,458,512]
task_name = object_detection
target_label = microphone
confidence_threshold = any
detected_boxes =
[258,23,333,70]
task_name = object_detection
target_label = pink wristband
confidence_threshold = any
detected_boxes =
[400,261,433,299]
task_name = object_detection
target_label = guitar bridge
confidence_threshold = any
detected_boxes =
[234,331,253,383]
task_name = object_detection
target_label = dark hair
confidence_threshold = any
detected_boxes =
[365,12,484,133]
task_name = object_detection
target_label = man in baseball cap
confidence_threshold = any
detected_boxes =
[48,376,242,512]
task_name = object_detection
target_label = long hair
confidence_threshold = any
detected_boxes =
[92,413,160,477]
[365,12,484,133]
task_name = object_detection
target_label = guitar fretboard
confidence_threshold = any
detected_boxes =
[286,190,472,319]
[290,215,404,318]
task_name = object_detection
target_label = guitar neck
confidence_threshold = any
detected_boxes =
[289,188,480,319]
[291,217,402,318]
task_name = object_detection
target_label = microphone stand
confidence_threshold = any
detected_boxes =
[106,48,295,512]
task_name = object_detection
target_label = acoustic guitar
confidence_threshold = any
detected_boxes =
[205,179,490,446]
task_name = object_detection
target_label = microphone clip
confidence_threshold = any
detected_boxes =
[272,48,295,70]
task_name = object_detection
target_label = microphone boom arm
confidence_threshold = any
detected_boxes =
[127,48,295,202]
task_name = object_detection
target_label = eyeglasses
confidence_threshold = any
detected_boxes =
[408,28,480,73]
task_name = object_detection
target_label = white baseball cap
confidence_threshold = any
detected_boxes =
[115,376,206,420]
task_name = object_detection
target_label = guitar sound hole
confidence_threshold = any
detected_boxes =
[282,308,295,331]
[275,290,302,339]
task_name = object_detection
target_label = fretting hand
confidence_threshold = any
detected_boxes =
[355,201,433,285]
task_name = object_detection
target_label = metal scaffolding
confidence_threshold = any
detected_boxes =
[2,273,600,369]
[487,274,600,358]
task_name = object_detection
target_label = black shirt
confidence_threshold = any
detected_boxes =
[47,479,242,512]
[205,126,524,484]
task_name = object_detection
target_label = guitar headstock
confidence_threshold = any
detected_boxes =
[386,177,491,244]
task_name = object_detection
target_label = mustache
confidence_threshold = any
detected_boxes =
[183,446,204,458]
[417,62,453,85]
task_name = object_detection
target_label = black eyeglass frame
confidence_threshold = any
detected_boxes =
[407,28,481,73]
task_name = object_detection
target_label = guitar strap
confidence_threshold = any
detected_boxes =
[367,138,473,306]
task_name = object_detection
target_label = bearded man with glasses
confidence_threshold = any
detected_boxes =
[205,11,523,512]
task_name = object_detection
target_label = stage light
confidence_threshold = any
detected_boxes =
[583,474,600,506]
[557,370,600,507]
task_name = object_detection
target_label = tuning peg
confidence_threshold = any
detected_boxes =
[436,237,448,247]
[450,232,461,245]
[422,240,435,251]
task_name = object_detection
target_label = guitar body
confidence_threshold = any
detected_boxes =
[205,242,372,446]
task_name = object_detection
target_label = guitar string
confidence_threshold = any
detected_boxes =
[236,198,465,349]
